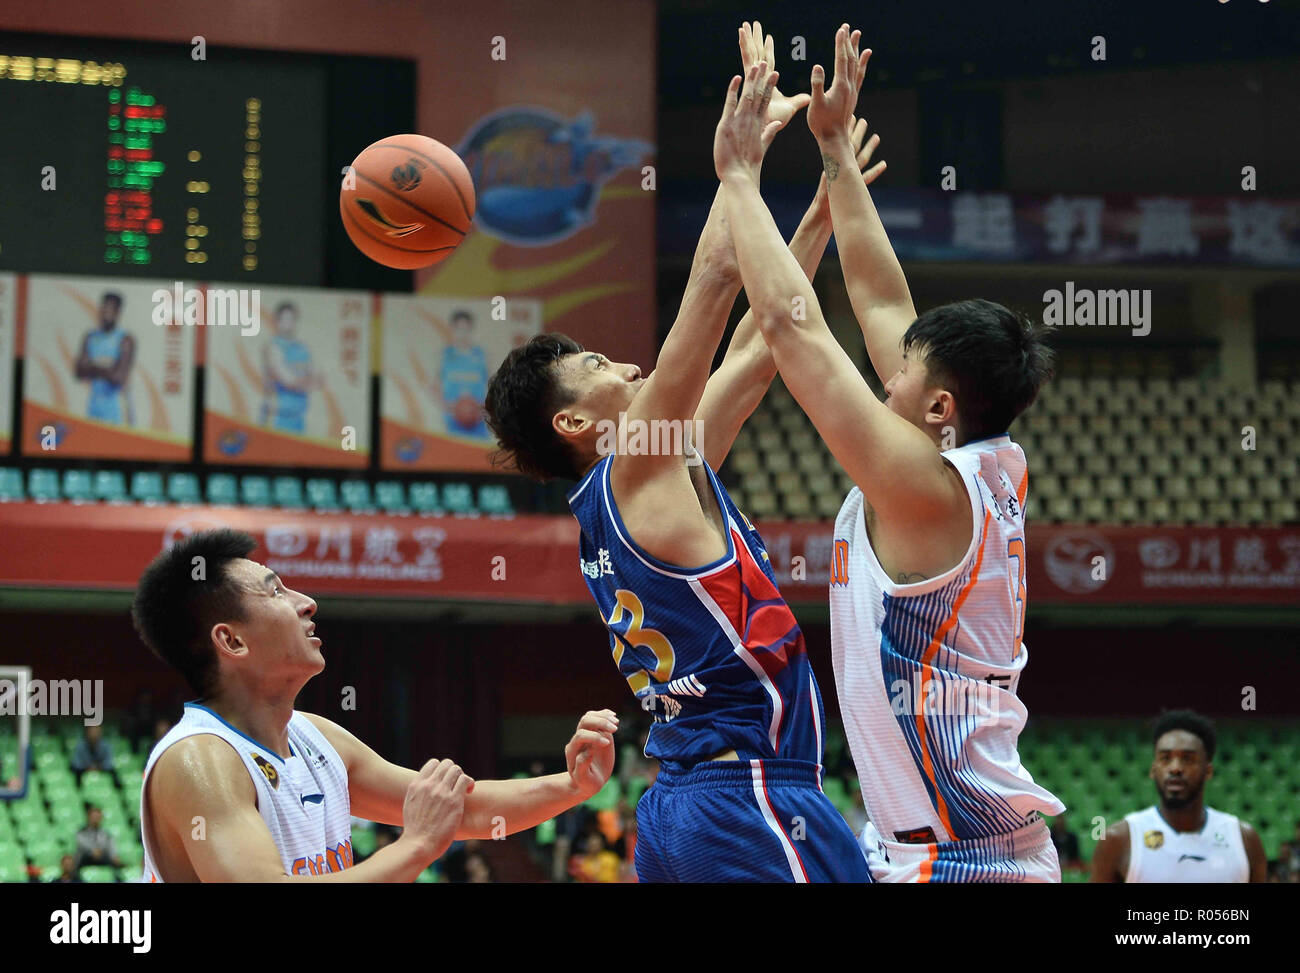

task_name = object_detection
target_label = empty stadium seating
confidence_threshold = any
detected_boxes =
[724,375,1300,525]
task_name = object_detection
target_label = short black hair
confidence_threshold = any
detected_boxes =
[274,301,298,318]
[451,310,473,326]
[901,299,1055,442]
[101,292,123,308]
[131,528,258,698]
[1152,709,1217,762]
[484,332,586,481]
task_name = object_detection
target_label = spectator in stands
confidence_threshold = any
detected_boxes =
[1050,815,1083,872]
[51,854,82,884]
[124,689,162,755]
[74,803,123,875]
[464,850,493,883]
[442,838,480,883]
[70,724,114,781]
[568,829,620,883]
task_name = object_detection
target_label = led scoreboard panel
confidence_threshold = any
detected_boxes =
[0,34,415,287]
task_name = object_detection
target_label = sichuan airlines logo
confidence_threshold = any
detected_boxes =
[1044,531,1115,593]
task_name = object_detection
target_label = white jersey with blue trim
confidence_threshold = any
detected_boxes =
[829,433,1064,845]
[140,702,354,881]
[1124,805,1249,883]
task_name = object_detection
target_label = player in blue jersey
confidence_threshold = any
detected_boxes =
[74,291,136,426]
[260,302,317,434]
[484,23,883,883]
[439,310,491,439]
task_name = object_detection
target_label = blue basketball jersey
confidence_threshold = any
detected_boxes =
[85,328,126,423]
[271,335,311,433]
[441,344,488,405]
[567,455,826,768]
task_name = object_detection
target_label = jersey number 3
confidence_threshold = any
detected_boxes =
[607,589,676,694]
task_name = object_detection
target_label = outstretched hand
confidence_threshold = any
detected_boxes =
[808,24,872,143]
[738,20,810,135]
[813,115,887,218]
[714,60,783,181]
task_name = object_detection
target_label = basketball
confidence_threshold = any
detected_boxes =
[340,134,476,270]
[452,395,481,431]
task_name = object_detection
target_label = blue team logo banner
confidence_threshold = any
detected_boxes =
[457,107,653,246]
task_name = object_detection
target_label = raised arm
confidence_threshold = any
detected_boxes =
[807,25,915,385]
[697,114,886,469]
[715,59,961,525]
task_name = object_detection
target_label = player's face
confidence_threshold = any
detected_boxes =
[225,559,323,677]
[553,351,645,439]
[99,299,120,328]
[883,349,948,436]
[1150,729,1212,809]
[275,310,298,337]
[452,317,474,349]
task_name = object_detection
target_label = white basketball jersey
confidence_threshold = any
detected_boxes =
[830,433,1064,845]
[141,703,353,881]
[1124,805,1249,883]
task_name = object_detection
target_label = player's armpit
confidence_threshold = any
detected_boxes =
[148,735,294,882]
[300,711,414,827]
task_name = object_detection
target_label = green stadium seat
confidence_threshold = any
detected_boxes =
[60,469,93,503]
[305,478,339,510]
[93,470,128,503]
[415,867,439,883]
[441,482,475,516]
[340,480,373,512]
[626,776,650,807]
[0,467,25,501]
[22,838,64,870]
[80,865,118,883]
[374,481,409,514]
[167,472,202,505]
[130,470,165,504]
[272,476,304,508]
[206,473,238,505]
[0,862,26,883]
[28,468,60,502]
[351,827,377,859]
[240,476,272,507]
[408,482,442,515]
[477,484,513,516]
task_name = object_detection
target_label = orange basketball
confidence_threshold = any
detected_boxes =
[340,134,476,270]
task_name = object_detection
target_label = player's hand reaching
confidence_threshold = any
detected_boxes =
[811,115,887,222]
[399,757,474,864]
[807,24,872,144]
[738,20,810,136]
[564,709,618,798]
[714,60,783,182]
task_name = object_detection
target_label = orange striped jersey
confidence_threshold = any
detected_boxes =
[140,703,354,881]
[829,433,1064,844]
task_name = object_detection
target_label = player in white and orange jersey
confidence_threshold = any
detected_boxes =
[715,26,1062,882]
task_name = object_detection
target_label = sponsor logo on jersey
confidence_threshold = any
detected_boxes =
[1144,829,1164,849]
[300,792,324,807]
[252,753,279,789]
[1178,854,1207,863]
[894,826,938,844]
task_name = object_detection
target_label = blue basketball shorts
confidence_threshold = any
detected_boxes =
[633,758,873,883]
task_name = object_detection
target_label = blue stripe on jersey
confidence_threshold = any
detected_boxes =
[878,542,1026,839]
[567,455,824,767]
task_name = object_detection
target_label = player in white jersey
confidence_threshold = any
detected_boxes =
[715,26,1061,881]
[1092,710,1267,883]
[131,528,618,882]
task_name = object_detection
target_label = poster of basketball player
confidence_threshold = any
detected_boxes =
[380,294,541,471]
[0,273,14,454]
[21,274,195,460]
[203,285,372,467]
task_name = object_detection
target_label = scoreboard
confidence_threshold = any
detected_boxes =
[0,33,414,288]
